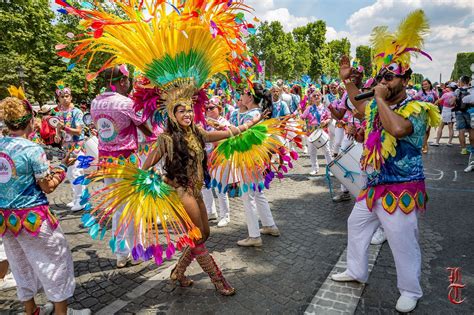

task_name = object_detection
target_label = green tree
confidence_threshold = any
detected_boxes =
[356,45,372,79]
[248,21,297,80]
[450,52,474,81]
[411,73,424,85]
[325,38,351,77]
[293,21,327,79]
[0,0,61,104]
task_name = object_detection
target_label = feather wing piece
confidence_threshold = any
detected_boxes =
[75,161,201,265]
[208,116,304,193]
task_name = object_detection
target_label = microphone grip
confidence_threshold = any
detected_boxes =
[354,91,375,101]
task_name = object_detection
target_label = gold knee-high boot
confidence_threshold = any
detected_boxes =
[192,243,235,296]
[170,246,194,287]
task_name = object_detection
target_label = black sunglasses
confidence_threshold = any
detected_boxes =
[376,72,403,83]
[206,106,217,111]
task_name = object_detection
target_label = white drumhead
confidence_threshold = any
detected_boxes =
[48,117,61,128]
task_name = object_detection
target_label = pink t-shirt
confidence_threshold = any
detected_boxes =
[91,92,144,156]
[439,91,455,108]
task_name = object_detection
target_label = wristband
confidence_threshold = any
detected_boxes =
[228,128,234,137]
[58,163,68,172]
[343,79,352,85]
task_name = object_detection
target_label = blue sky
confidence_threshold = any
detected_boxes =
[247,0,474,82]
[50,0,473,82]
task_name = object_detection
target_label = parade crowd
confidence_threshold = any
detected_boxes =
[0,3,473,315]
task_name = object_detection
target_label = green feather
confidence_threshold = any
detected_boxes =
[217,124,269,159]
[145,50,211,87]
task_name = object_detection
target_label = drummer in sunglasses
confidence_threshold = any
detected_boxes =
[331,14,442,312]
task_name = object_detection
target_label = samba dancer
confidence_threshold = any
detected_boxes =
[55,86,86,211]
[301,89,332,176]
[90,66,152,268]
[230,83,281,247]
[331,11,441,313]
[202,96,232,227]
[327,64,365,202]
[0,89,90,315]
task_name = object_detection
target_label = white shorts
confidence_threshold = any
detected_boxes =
[441,107,455,124]
[2,222,75,302]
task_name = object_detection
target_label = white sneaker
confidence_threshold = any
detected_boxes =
[66,201,75,208]
[217,216,230,227]
[0,272,16,291]
[70,203,84,212]
[370,227,387,245]
[328,171,334,177]
[67,308,92,315]
[208,212,218,221]
[309,170,319,176]
[395,295,418,313]
[331,271,359,282]
[303,146,308,155]
[38,302,54,315]
[464,164,474,173]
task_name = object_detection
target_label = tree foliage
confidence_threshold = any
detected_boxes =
[247,21,311,81]
[450,52,474,81]
[0,0,60,104]
[356,45,372,79]
[411,73,424,85]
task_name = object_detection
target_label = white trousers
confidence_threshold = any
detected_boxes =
[3,222,75,302]
[333,127,345,155]
[105,177,141,259]
[67,159,84,205]
[308,139,332,172]
[328,119,336,153]
[346,199,422,300]
[241,190,276,238]
[202,187,230,219]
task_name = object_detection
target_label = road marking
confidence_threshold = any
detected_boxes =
[424,168,444,181]
[304,244,382,314]
[453,171,458,182]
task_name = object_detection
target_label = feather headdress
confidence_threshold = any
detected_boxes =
[371,10,431,75]
[55,0,258,124]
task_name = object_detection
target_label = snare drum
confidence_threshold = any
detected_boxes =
[328,143,366,197]
[308,129,329,149]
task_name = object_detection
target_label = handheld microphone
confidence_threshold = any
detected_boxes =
[354,90,374,101]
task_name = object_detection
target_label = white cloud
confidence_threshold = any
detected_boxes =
[327,0,474,81]
[245,0,316,32]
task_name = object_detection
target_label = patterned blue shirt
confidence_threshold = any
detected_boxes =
[229,108,261,126]
[367,104,427,186]
[272,100,290,118]
[0,137,50,209]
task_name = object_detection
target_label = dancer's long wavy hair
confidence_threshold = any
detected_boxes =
[164,106,210,189]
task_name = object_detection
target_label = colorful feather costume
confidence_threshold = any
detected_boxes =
[208,116,303,193]
[358,10,442,215]
[362,10,439,172]
[57,0,302,264]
